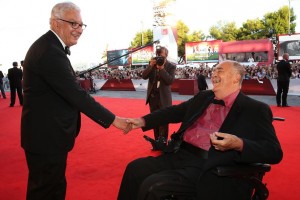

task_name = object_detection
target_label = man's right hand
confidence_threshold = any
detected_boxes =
[126,118,145,129]
[149,58,156,67]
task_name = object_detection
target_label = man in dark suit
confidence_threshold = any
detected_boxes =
[142,46,176,148]
[8,61,23,107]
[197,71,208,91]
[276,53,292,107]
[118,60,283,200]
[0,70,6,99]
[21,2,129,200]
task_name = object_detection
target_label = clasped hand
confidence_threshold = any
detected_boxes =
[112,117,144,134]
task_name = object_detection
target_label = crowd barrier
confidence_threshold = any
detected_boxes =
[79,79,300,96]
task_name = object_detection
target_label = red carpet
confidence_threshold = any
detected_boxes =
[0,95,299,200]
[241,79,276,96]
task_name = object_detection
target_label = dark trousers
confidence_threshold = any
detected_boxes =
[276,80,290,106]
[148,93,169,140]
[25,151,68,200]
[0,81,6,98]
[10,85,23,106]
[117,149,206,200]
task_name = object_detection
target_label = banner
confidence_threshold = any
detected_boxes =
[107,49,131,67]
[185,40,222,63]
[278,33,300,60]
[131,46,154,65]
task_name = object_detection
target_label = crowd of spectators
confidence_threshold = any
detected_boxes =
[79,61,300,81]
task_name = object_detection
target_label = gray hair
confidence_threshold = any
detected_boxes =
[51,2,80,19]
[232,61,246,85]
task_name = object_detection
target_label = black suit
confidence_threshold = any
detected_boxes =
[276,59,292,106]
[21,31,115,199]
[118,90,283,200]
[7,66,23,106]
[197,73,208,91]
[142,60,176,140]
[0,70,6,98]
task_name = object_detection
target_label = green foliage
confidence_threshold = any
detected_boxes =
[128,5,298,63]
[130,29,153,48]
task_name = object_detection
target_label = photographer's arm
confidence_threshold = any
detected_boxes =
[158,62,176,85]
[142,58,156,79]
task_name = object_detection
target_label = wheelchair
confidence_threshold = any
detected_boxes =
[144,117,284,200]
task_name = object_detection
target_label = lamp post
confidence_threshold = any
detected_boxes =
[141,21,144,46]
[288,0,291,35]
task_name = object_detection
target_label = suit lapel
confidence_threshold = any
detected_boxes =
[219,92,243,132]
[177,91,215,136]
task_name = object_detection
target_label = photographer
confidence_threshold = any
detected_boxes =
[142,46,176,150]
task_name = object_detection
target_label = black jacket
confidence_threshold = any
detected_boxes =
[142,90,283,199]
[8,67,23,87]
[21,31,115,155]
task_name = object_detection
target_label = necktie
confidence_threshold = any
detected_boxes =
[212,99,225,106]
[65,46,71,55]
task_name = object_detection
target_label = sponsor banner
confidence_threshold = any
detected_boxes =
[107,49,131,67]
[185,40,222,63]
[131,46,154,65]
[278,33,300,60]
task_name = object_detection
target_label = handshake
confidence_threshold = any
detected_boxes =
[112,116,145,134]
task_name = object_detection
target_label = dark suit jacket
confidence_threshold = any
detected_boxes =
[277,59,292,81]
[197,74,208,91]
[142,60,176,107]
[0,71,4,84]
[142,90,283,199]
[21,31,115,155]
[8,67,23,88]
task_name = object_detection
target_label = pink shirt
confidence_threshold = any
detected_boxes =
[183,90,240,150]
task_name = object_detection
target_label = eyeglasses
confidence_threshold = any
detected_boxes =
[57,18,87,30]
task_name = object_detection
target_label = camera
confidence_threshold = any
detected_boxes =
[154,56,165,66]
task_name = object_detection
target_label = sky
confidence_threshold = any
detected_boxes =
[0,0,300,73]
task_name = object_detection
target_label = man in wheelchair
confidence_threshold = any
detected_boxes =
[118,61,283,200]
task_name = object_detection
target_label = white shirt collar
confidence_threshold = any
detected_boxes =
[50,29,67,49]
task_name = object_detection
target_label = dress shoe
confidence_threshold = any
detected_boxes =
[9,105,14,107]
[282,105,290,107]
[277,104,281,107]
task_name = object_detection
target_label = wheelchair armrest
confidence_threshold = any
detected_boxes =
[213,163,271,177]
[213,163,271,200]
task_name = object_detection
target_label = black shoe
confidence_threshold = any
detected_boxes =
[9,105,14,107]
[277,104,281,107]
[282,105,290,107]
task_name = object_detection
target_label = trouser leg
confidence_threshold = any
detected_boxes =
[276,81,283,106]
[149,94,168,140]
[16,86,23,105]
[25,151,68,200]
[10,87,16,106]
[282,81,289,106]
[137,169,199,200]
[117,150,206,200]
[0,83,6,98]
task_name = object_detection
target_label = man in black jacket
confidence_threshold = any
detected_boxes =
[8,61,23,106]
[118,60,283,200]
[0,70,6,99]
[276,53,292,107]
[21,2,129,200]
[197,71,208,91]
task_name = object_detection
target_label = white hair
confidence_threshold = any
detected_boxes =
[51,2,80,19]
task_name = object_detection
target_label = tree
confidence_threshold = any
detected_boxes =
[130,29,153,48]
[237,18,266,40]
[262,6,296,36]
[209,21,239,41]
